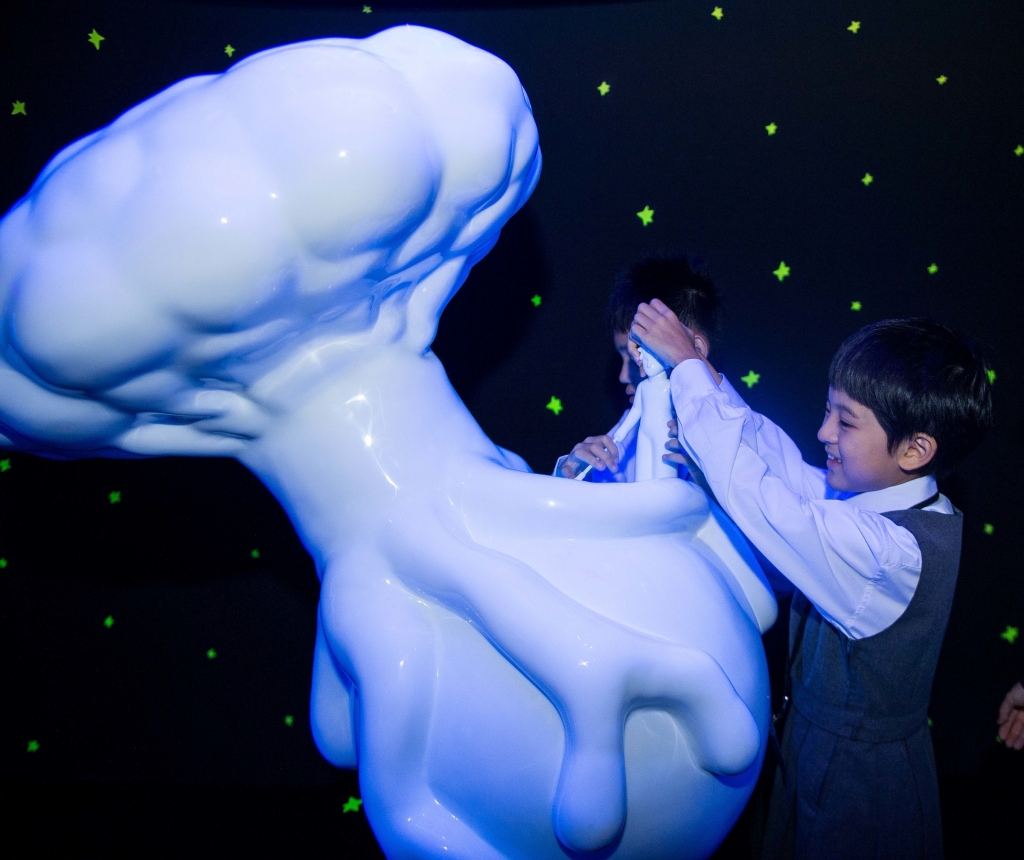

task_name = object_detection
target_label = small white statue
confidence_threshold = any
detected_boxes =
[0,26,775,859]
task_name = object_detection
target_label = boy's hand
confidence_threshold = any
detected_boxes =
[662,418,690,467]
[997,682,1024,750]
[630,299,702,370]
[561,435,619,477]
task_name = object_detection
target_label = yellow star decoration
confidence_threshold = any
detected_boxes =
[88,29,105,50]
[546,396,563,415]
[225,44,235,57]
[936,75,947,85]
[712,7,724,21]
[861,173,874,186]
[740,370,760,388]
[765,122,778,136]
[1000,625,1019,644]
[987,369,996,385]
[984,523,995,535]
[343,796,363,813]
[11,101,26,116]
[772,261,790,282]
[1015,145,1024,157]
[847,21,861,33]
[530,294,542,307]
[927,263,938,274]
[636,206,654,226]
[850,301,862,311]
[597,81,610,96]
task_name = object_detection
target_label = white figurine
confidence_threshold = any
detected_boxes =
[0,26,775,859]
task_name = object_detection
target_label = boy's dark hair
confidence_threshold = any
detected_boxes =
[829,319,993,477]
[606,253,721,342]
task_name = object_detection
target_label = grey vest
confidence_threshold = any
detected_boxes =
[764,505,963,860]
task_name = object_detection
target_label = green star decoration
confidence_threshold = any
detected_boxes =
[850,301,862,311]
[530,295,542,307]
[597,81,610,96]
[765,122,777,136]
[108,490,121,504]
[363,5,372,12]
[772,261,790,282]
[1,458,10,471]
[284,715,295,727]
[861,173,874,186]
[27,740,40,753]
[12,101,26,116]
[740,370,761,388]
[927,717,934,727]
[1000,625,1019,644]
[987,369,996,385]
[711,7,724,21]
[546,396,563,416]
[1015,145,1024,157]
[250,548,261,559]
[936,75,947,85]
[847,21,861,33]
[0,558,8,569]
[927,263,938,274]
[207,648,218,659]
[225,45,235,57]
[88,29,105,50]
[343,796,363,813]
[104,615,114,629]
[983,523,994,535]
[636,206,654,226]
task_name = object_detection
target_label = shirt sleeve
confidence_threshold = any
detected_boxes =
[670,359,922,639]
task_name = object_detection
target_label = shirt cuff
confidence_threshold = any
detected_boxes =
[670,358,722,405]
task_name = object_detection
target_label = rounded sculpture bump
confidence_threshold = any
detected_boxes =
[0,25,774,860]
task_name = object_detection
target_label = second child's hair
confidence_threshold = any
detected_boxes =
[829,319,993,477]
[606,254,722,342]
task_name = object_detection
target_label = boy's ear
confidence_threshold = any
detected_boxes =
[693,333,710,360]
[898,433,938,474]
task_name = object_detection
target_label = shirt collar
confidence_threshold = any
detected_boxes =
[846,475,939,514]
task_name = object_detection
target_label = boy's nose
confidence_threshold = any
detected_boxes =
[817,414,838,444]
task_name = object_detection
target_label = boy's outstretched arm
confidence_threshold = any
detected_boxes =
[668,360,922,639]
[631,301,923,640]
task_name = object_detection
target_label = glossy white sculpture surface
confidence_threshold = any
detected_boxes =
[0,26,776,859]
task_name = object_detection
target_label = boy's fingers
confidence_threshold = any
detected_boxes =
[663,452,688,466]
[667,418,679,437]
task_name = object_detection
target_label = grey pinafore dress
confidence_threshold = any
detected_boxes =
[762,505,963,860]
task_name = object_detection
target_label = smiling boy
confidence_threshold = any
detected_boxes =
[630,305,992,859]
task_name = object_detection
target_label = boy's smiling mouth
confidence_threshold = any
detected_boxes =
[826,451,842,466]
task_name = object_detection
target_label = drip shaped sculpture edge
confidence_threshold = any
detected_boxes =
[0,25,776,860]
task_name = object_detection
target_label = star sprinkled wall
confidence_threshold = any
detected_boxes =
[1,2,1022,848]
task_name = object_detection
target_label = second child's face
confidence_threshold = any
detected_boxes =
[613,331,642,404]
[817,387,913,493]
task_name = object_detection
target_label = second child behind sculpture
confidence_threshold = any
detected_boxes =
[555,253,729,481]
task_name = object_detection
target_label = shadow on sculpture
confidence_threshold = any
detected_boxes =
[0,25,774,860]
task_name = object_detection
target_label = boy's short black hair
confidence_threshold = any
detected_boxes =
[606,253,721,342]
[829,319,993,477]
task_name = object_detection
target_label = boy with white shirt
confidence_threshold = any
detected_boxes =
[629,306,993,860]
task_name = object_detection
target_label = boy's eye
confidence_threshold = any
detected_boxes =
[839,420,852,429]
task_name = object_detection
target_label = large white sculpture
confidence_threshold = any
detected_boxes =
[0,26,776,859]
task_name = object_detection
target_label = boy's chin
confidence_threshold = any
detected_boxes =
[825,470,852,492]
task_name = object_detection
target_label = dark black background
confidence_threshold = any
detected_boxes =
[1,0,1022,856]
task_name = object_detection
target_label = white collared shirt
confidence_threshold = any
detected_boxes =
[670,359,952,639]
